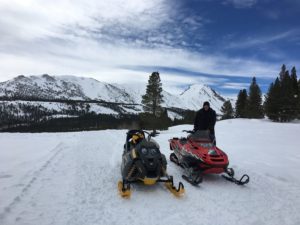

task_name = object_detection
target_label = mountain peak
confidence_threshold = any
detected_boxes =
[41,74,56,82]
[0,74,226,113]
[180,83,208,95]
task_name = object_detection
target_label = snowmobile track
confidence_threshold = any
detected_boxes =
[0,143,65,222]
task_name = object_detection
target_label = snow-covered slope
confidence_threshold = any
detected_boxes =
[178,83,225,111]
[0,74,136,103]
[0,75,226,113]
[0,119,299,225]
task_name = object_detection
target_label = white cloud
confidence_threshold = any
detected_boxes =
[225,29,299,49]
[223,0,257,8]
[0,0,170,42]
[0,0,281,94]
[221,82,249,90]
[0,39,279,80]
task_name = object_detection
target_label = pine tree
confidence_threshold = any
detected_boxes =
[142,72,164,117]
[279,64,286,81]
[221,100,234,120]
[298,78,300,118]
[235,89,248,118]
[280,70,294,121]
[265,66,299,122]
[247,77,264,118]
[159,108,172,129]
[265,78,281,121]
[290,67,299,118]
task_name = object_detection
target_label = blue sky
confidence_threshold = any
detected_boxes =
[0,0,299,97]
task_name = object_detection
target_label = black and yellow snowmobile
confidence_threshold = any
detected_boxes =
[118,130,184,198]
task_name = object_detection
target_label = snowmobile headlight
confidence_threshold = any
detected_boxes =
[208,149,217,156]
[141,148,148,155]
[150,148,157,155]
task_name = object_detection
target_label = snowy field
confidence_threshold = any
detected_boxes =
[0,119,300,225]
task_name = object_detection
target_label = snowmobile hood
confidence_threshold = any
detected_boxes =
[189,141,226,157]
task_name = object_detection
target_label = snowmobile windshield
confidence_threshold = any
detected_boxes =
[136,139,159,150]
[188,130,211,142]
[196,143,214,148]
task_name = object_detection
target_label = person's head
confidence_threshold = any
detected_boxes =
[203,101,210,111]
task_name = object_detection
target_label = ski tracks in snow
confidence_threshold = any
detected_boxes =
[0,142,71,225]
[0,131,125,225]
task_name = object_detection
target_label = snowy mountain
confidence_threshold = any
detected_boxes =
[0,74,226,117]
[178,83,225,110]
[0,74,136,103]
[114,82,226,112]
[0,119,299,225]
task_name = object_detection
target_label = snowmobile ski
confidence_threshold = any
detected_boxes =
[118,180,131,198]
[162,176,185,197]
[182,174,203,185]
[222,174,250,185]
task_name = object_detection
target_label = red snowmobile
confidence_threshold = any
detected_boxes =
[169,130,249,185]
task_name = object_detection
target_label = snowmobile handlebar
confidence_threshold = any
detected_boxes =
[182,130,194,134]
[182,130,212,134]
[143,130,160,137]
[142,131,160,142]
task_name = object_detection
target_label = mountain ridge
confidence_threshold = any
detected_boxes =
[0,74,227,117]
[0,74,225,119]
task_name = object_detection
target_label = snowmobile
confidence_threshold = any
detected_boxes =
[169,130,250,185]
[118,130,185,198]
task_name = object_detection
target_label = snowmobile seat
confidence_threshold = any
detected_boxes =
[125,130,145,152]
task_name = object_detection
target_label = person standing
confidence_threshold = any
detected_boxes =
[194,101,217,143]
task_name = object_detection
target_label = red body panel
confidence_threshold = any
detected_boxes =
[169,138,229,174]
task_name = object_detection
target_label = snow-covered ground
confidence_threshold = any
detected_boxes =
[0,119,300,225]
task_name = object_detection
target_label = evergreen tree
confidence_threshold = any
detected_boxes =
[265,78,281,121]
[235,89,248,118]
[159,108,172,128]
[280,70,295,121]
[279,64,286,81]
[265,66,299,122]
[247,77,264,118]
[291,67,299,118]
[298,78,300,118]
[142,72,164,117]
[221,100,234,120]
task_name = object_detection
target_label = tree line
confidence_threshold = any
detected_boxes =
[220,64,300,122]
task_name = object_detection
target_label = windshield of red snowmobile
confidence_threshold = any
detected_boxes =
[196,143,214,148]
[188,130,211,142]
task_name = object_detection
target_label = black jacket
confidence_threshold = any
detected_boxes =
[194,108,217,135]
